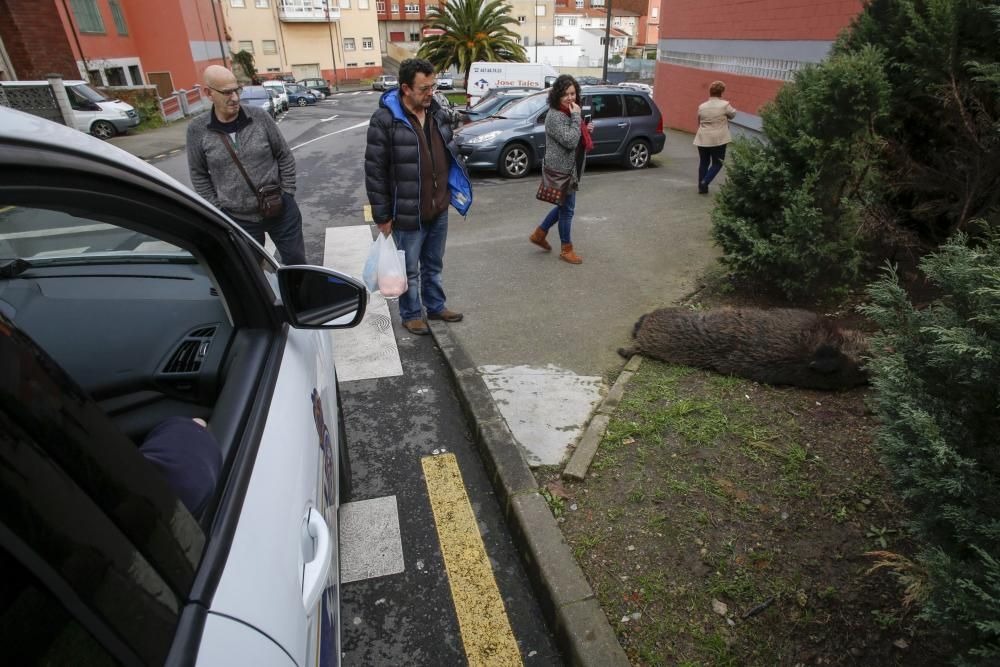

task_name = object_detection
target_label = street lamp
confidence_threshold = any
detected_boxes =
[324,0,341,91]
[601,0,612,82]
[534,0,538,62]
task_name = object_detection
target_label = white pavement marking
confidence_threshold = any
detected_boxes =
[480,364,605,466]
[339,496,405,584]
[289,120,369,151]
[0,223,108,240]
[320,114,340,122]
[325,225,402,381]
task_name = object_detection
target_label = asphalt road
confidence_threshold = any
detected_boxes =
[151,92,564,665]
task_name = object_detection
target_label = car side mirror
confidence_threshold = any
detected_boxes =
[277,266,368,329]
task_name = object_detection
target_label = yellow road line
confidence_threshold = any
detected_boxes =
[363,204,373,223]
[421,454,523,667]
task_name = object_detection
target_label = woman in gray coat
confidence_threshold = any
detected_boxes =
[529,74,593,264]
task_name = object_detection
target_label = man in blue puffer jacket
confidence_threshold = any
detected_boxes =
[364,58,473,336]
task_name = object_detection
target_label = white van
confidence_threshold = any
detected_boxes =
[466,61,559,107]
[0,80,139,139]
[262,80,290,112]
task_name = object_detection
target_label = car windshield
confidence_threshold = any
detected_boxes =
[242,87,269,100]
[497,93,549,119]
[70,83,110,103]
[0,205,191,265]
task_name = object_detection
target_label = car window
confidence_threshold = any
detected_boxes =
[590,94,623,119]
[0,204,190,263]
[624,94,652,117]
[500,93,549,119]
[1,548,117,666]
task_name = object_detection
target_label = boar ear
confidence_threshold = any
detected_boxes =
[809,345,842,374]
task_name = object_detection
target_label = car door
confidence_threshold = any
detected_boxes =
[583,92,628,158]
[0,129,362,666]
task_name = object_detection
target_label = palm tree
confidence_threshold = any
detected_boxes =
[418,0,527,87]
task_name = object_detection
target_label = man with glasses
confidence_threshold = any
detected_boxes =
[365,58,473,336]
[187,65,306,265]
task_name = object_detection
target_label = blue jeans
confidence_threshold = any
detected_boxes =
[539,190,577,244]
[235,193,307,265]
[393,210,449,322]
[698,145,728,189]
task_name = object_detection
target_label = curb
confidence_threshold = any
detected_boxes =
[562,355,643,481]
[428,320,630,667]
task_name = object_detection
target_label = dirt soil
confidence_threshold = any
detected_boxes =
[543,284,952,666]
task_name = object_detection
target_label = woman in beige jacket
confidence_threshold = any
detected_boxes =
[693,80,737,194]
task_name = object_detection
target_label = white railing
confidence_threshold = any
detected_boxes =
[278,2,340,21]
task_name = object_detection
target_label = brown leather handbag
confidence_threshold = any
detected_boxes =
[536,166,573,205]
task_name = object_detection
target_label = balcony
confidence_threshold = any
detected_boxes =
[278,1,340,21]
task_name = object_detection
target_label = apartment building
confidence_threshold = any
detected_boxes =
[0,0,226,95]
[654,0,863,134]
[225,0,383,83]
[613,0,659,45]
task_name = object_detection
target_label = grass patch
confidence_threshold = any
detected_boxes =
[554,356,948,665]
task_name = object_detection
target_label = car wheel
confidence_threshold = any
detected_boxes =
[499,143,531,179]
[297,97,308,107]
[90,120,116,140]
[337,393,352,503]
[624,138,651,169]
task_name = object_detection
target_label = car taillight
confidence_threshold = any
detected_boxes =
[657,114,663,134]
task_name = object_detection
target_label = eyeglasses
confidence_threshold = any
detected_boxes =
[412,83,438,93]
[210,86,243,97]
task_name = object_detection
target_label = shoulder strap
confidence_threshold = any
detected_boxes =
[219,133,259,194]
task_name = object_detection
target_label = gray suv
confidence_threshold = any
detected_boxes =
[455,86,666,178]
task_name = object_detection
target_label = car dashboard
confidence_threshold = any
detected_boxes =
[0,261,233,440]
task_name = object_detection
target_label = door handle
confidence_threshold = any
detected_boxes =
[301,507,332,616]
[617,122,628,128]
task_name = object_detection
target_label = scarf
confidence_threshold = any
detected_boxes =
[562,104,594,152]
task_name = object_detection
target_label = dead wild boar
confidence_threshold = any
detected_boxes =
[617,307,869,390]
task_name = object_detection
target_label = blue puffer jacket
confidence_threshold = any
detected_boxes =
[364,89,473,230]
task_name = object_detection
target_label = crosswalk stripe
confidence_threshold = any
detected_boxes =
[422,454,523,667]
[324,225,402,382]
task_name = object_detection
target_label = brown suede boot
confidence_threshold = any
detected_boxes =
[529,227,551,252]
[560,243,582,264]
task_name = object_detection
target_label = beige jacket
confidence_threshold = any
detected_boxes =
[693,97,737,147]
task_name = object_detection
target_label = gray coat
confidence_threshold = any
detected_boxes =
[543,107,585,184]
[187,105,296,222]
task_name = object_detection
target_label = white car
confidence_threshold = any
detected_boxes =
[0,79,140,139]
[263,80,291,111]
[436,75,454,90]
[372,75,398,91]
[0,106,365,666]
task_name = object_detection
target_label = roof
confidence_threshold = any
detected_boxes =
[582,27,630,38]
[554,6,639,17]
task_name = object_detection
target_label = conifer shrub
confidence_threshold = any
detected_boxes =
[860,230,1000,663]
[711,47,890,300]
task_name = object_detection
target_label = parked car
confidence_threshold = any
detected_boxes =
[436,75,454,90]
[0,79,140,140]
[0,105,365,666]
[372,75,398,91]
[455,87,666,178]
[241,85,277,118]
[298,78,333,96]
[265,87,282,114]
[577,76,610,86]
[286,84,319,107]
[262,80,290,112]
[458,89,537,125]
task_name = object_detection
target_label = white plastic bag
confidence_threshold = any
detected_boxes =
[362,234,382,292]
[376,233,408,297]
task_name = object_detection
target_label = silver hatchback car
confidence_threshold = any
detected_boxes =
[455,86,666,178]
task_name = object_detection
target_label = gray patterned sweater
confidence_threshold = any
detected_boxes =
[543,107,585,184]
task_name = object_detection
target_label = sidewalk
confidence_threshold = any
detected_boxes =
[108,82,374,160]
